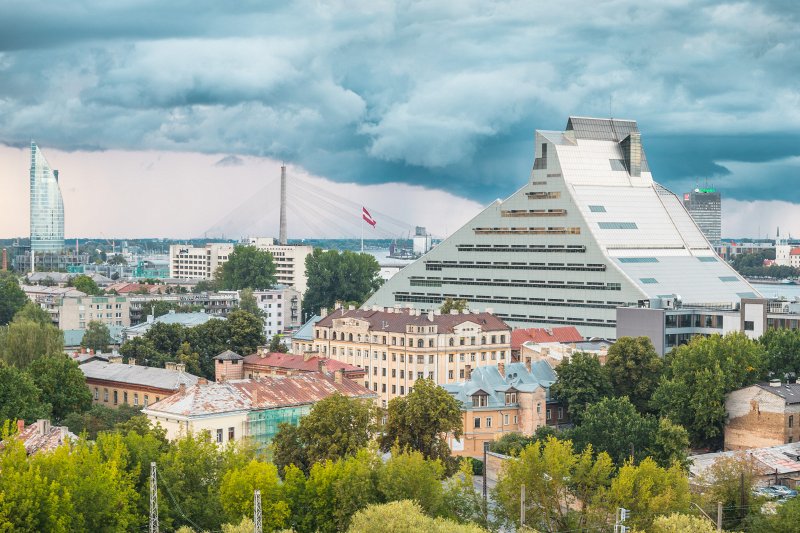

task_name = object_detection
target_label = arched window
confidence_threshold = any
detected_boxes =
[348,333,353,342]
[449,338,454,347]
[332,331,337,341]
[417,339,424,348]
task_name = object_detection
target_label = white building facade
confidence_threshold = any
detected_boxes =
[244,237,312,296]
[252,286,302,340]
[366,117,758,338]
[169,243,234,280]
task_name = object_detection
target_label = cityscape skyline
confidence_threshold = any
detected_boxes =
[1,1,799,240]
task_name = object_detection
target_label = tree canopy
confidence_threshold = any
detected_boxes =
[0,315,64,369]
[69,274,103,295]
[302,249,382,317]
[0,272,28,326]
[81,320,112,353]
[28,355,92,422]
[440,298,469,314]
[551,351,612,424]
[605,336,663,413]
[216,245,277,290]
[0,363,51,423]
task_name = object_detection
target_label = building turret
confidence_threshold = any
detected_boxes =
[213,350,244,381]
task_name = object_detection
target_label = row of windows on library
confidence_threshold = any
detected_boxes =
[316,331,508,346]
[333,349,508,364]
[93,387,160,407]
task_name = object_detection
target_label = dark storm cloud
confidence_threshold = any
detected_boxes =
[0,0,798,202]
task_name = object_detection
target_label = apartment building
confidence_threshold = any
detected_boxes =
[127,291,240,323]
[312,305,511,407]
[252,286,302,340]
[244,237,313,295]
[169,243,234,280]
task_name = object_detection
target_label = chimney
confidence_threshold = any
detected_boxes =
[318,359,328,375]
[88,348,94,355]
[348,304,355,311]
[178,383,186,395]
[770,379,781,388]
[465,364,472,378]
[129,358,137,366]
[165,362,177,371]
[321,307,328,317]
[498,361,505,377]
[81,347,87,354]
[524,358,532,373]
[108,355,123,364]
[17,419,24,434]
[36,419,50,436]
[334,369,344,383]
[427,310,434,322]
[175,363,186,373]
[198,377,208,385]
[252,388,259,405]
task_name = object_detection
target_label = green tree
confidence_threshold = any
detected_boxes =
[440,298,469,314]
[69,274,103,295]
[175,342,202,376]
[380,378,463,471]
[268,333,289,353]
[571,396,688,468]
[62,404,141,440]
[551,351,612,424]
[600,457,690,531]
[119,336,159,366]
[744,490,800,533]
[192,279,219,293]
[489,432,537,456]
[378,447,445,516]
[348,500,488,533]
[238,288,264,317]
[81,320,112,353]
[654,332,765,447]
[493,437,613,532]
[302,248,382,317]
[217,245,277,291]
[187,318,231,378]
[650,513,717,533]
[273,393,378,474]
[28,355,92,422]
[696,453,759,524]
[219,460,290,529]
[143,322,187,360]
[12,301,52,325]
[761,327,800,380]
[0,362,51,423]
[0,318,64,368]
[0,272,27,326]
[605,336,663,413]
[107,254,127,265]
[226,309,266,356]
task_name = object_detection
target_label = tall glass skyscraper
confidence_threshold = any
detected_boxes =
[683,188,722,246]
[29,142,64,252]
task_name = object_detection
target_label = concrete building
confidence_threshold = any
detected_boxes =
[442,361,563,457]
[776,245,800,268]
[520,340,610,368]
[143,372,375,449]
[23,286,130,330]
[29,142,64,253]
[214,348,365,381]
[169,243,234,280]
[312,305,511,407]
[252,286,302,341]
[127,291,240,324]
[80,358,200,409]
[291,314,320,355]
[725,381,800,451]
[617,297,800,355]
[683,188,722,246]
[123,310,221,340]
[366,117,756,338]
[244,237,313,295]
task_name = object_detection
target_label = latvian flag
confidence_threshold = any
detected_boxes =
[362,207,377,227]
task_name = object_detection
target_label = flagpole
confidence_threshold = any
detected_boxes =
[361,215,364,254]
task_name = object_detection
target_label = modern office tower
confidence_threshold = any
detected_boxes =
[29,142,65,252]
[683,188,722,245]
[365,117,758,338]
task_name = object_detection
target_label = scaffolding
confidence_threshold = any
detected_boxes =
[247,406,311,450]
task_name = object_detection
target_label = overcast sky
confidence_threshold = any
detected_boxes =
[1,0,798,239]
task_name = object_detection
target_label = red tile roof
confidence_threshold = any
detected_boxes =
[242,352,363,376]
[511,327,584,351]
[790,248,800,256]
[315,307,510,334]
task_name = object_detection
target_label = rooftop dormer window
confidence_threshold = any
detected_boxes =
[472,394,488,408]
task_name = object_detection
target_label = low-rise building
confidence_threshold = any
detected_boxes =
[143,372,375,449]
[291,315,321,355]
[690,441,800,489]
[510,326,584,360]
[219,349,366,381]
[442,360,563,457]
[520,339,610,367]
[123,310,222,340]
[80,358,200,409]
[127,291,240,323]
[725,381,800,451]
[313,305,512,407]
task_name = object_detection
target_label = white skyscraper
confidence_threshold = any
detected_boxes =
[365,117,758,338]
[29,142,65,252]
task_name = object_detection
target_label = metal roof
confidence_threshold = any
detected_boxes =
[755,382,800,405]
[214,350,243,361]
[293,315,320,341]
[144,373,376,417]
[124,311,221,335]
[79,360,200,390]
[442,361,557,410]
[316,308,510,334]
[690,442,800,479]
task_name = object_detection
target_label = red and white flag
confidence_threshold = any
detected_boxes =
[362,207,376,227]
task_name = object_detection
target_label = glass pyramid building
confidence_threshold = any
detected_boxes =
[365,117,758,338]
[29,141,65,252]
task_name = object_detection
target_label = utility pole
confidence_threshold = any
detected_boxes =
[615,507,630,533]
[149,462,159,533]
[520,483,526,525]
[279,164,287,245]
[717,501,723,532]
[483,442,489,503]
[254,489,263,533]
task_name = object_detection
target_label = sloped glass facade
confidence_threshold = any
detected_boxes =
[30,142,64,252]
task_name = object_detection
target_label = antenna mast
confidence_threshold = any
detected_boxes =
[279,164,288,245]
[254,490,263,533]
[149,462,159,533]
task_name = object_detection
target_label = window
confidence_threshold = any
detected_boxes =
[619,257,658,263]
[514,415,518,424]
[558,407,564,420]
[94,387,99,400]
[417,339,424,348]
[598,222,637,229]
[113,390,118,404]
[459,369,465,378]
[588,205,606,212]
[546,409,552,420]
[639,278,658,284]
[228,427,235,441]
[448,370,454,379]
[500,335,506,343]
[400,386,405,395]
[382,384,386,392]
[472,394,488,407]
[790,416,794,428]
[123,392,128,404]
[382,368,386,376]
[216,429,223,443]
[486,417,492,428]
[504,414,509,425]
[144,395,149,407]
[392,369,396,377]
[104,389,109,402]
[719,276,739,282]
[449,338,454,347]
[505,393,517,405]
[134,393,139,406]
[474,417,481,429]
[744,321,755,331]
[417,372,423,380]
[428,355,434,364]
